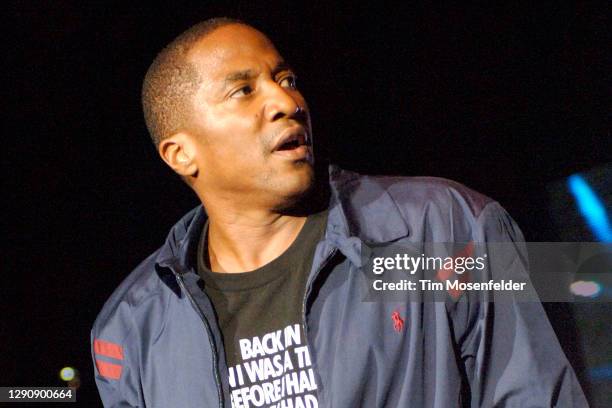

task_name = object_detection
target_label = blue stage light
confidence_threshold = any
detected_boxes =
[567,174,612,242]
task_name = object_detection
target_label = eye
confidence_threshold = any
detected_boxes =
[230,85,254,98]
[278,74,297,89]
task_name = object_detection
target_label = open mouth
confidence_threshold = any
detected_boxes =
[271,125,312,160]
[275,133,308,151]
[272,125,312,154]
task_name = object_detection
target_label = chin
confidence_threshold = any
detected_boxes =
[286,163,315,196]
[273,163,316,212]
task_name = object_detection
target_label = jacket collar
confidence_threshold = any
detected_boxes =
[155,165,410,274]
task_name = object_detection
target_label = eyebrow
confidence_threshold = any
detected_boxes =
[271,61,294,77]
[223,70,255,86]
[221,61,295,91]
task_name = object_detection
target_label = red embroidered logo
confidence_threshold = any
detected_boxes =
[391,310,404,332]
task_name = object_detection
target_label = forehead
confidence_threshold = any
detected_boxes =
[188,24,283,83]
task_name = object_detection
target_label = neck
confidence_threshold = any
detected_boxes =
[205,205,307,273]
[195,166,330,273]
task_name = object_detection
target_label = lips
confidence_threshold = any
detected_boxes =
[272,125,310,152]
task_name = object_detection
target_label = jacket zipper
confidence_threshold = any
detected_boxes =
[301,247,338,399]
[169,244,338,408]
[175,272,225,408]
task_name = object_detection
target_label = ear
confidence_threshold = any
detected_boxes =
[158,133,199,177]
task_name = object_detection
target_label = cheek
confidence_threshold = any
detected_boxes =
[193,103,269,168]
[204,103,262,137]
[197,129,266,174]
[213,113,265,146]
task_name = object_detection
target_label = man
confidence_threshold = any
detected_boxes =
[91,18,588,407]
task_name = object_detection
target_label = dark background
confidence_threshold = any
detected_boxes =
[5,1,610,406]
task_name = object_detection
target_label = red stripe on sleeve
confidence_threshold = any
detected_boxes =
[94,339,124,360]
[96,359,123,380]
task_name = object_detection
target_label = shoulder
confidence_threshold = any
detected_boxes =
[331,167,493,218]
[93,205,203,326]
[91,206,203,342]
[91,249,168,343]
[329,166,504,242]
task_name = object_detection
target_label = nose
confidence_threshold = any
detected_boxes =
[263,82,302,122]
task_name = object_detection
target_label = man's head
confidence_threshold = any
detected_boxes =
[142,19,314,211]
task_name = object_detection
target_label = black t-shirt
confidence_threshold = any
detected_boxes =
[197,210,327,408]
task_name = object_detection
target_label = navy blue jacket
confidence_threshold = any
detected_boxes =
[92,166,587,407]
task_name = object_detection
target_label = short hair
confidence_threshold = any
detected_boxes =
[142,17,244,147]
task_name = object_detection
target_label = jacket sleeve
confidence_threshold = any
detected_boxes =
[453,202,589,407]
[91,301,143,407]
